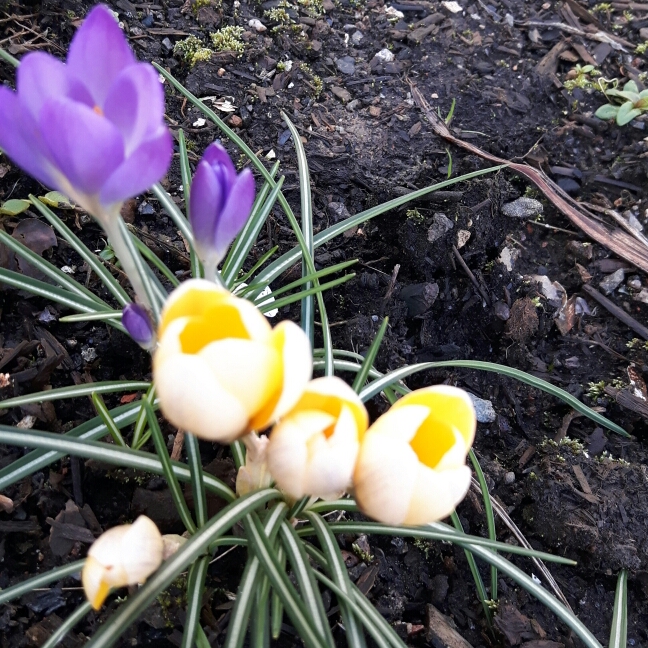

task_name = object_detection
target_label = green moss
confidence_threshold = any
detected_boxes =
[173,35,214,66]
[210,25,246,56]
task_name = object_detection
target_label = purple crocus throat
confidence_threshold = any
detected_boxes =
[0,4,172,216]
[189,143,255,276]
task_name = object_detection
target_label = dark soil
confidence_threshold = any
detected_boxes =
[2,0,648,646]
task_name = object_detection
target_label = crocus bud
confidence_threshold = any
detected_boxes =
[82,516,163,610]
[353,386,476,526]
[236,433,272,496]
[267,377,368,501]
[190,142,255,270]
[153,279,312,443]
[122,303,156,349]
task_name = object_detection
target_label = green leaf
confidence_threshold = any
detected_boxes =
[185,433,208,528]
[279,523,335,648]
[0,560,85,605]
[469,450,498,602]
[0,425,236,502]
[85,489,279,648]
[352,318,388,393]
[59,311,123,323]
[41,601,93,648]
[0,401,147,491]
[616,102,642,126]
[222,165,282,287]
[181,557,209,648]
[0,381,150,409]
[91,393,127,448]
[244,513,329,648]
[595,104,620,120]
[450,511,493,627]
[608,570,628,648]
[144,400,197,534]
[0,199,31,216]
[304,513,365,648]
[623,80,638,93]
[254,165,505,290]
[39,191,75,209]
[358,360,628,437]
[31,196,131,307]
[224,504,287,648]
[178,130,201,279]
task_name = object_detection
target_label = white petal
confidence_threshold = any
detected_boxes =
[154,352,248,442]
[161,278,225,313]
[267,410,335,500]
[264,320,313,423]
[120,516,164,584]
[199,338,280,419]
[305,408,359,500]
[353,430,418,525]
[403,464,471,525]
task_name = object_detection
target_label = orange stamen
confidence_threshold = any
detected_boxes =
[93,105,104,116]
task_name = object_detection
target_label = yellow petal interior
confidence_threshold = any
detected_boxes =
[293,392,366,439]
[159,285,230,338]
[395,388,475,449]
[179,303,251,354]
[91,579,111,610]
[409,415,457,469]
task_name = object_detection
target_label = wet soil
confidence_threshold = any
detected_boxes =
[2,0,648,646]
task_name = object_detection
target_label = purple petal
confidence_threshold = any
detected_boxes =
[0,87,58,188]
[16,52,70,121]
[122,303,155,348]
[100,129,173,206]
[66,5,136,106]
[213,168,255,258]
[189,160,222,248]
[103,63,166,156]
[40,98,124,196]
[202,142,237,187]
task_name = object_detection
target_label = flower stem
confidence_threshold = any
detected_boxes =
[202,259,225,287]
[102,212,157,319]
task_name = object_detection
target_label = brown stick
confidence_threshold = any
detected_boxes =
[582,284,648,340]
[409,83,648,274]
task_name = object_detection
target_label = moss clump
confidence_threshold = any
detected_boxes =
[210,25,245,56]
[173,35,214,66]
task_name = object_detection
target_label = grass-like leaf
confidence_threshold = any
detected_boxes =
[469,450,498,602]
[608,570,628,648]
[31,196,131,306]
[59,311,123,323]
[259,274,354,314]
[352,317,389,393]
[178,129,202,279]
[0,425,235,502]
[41,601,93,648]
[254,166,505,288]
[244,513,329,648]
[224,504,287,648]
[185,433,208,528]
[91,392,127,448]
[129,230,180,287]
[0,381,150,409]
[279,523,335,648]
[305,513,366,648]
[222,167,283,288]
[144,401,197,534]
[181,556,209,648]
[450,511,493,627]
[85,489,279,648]
[0,560,85,605]
[358,360,628,437]
[131,385,156,449]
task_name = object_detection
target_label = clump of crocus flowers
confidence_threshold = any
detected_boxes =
[0,2,477,612]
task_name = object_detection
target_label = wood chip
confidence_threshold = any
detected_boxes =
[572,465,593,494]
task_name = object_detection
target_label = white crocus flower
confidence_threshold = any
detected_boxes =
[353,386,476,526]
[82,516,163,610]
[267,377,368,501]
[153,279,312,443]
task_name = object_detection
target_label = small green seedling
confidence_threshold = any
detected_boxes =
[563,64,600,92]
[595,79,648,126]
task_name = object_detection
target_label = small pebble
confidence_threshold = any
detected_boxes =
[502,197,543,219]
[335,56,355,75]
[374,48,395,63]
[81,347,98,363]
[427,213,453,243]
[599,268,625,295]
[504,471,516,485]
[468,393,497,423]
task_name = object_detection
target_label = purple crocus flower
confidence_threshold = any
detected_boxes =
[189,143,255,274]
[122,303,156,350]
[0,4,172,217]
